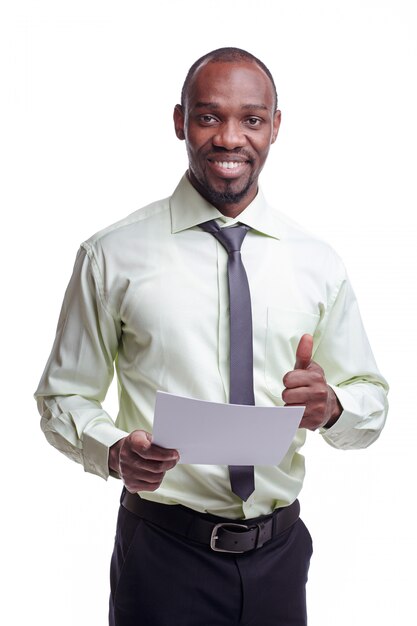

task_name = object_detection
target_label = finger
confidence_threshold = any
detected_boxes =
[284,379,329,404]
[283,369,315,389]
[124,472,166,493]
[294,334,314,370]
[283,365,324,389]
[120,457,178,493]
[132,456,179,474]
[139,443,180,462]
[282,386,311,405]
[128,430,179,461]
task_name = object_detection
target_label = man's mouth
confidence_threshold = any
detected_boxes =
[206,157,251,177]
[212,160,246,170]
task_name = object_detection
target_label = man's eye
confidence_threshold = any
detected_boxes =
[199,115,217,125]
[246,117,262,127]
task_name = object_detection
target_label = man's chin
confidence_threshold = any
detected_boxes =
[202,179,254,206]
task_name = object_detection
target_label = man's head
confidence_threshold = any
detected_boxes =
[174,47,281,217]
[180,48,279,113]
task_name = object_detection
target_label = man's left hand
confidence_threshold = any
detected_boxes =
[282,334,342,430]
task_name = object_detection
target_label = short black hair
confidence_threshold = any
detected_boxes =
[180,47,278,111]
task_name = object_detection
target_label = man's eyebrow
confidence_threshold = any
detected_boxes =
[193,102,269,111]
[241,104,269,111]
[194,102,220,109]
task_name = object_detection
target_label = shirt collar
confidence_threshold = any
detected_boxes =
[170,174,281,240]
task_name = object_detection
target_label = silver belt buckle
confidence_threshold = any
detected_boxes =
[210,522,249,553]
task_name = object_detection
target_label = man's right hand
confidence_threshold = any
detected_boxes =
[108,430,179,493]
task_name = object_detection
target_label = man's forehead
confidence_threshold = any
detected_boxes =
[186,60,275,109]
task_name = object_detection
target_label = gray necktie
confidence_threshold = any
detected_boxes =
[200,219,255,501]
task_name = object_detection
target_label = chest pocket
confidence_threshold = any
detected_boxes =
[264,307,321,399]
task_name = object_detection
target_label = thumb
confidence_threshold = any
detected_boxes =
[295,334,313,369]
[130,429,153,453]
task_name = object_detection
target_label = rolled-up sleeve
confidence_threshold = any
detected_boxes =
[314,272,389,449]
[35,246,128,479]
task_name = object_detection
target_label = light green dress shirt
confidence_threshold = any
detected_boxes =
[35,175,388,519]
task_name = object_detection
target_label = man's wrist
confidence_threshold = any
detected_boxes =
[108,438,124,475]
[324,386,343,429]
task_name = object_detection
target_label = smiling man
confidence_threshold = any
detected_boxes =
[36,48,388,626]
[174,58,281,216]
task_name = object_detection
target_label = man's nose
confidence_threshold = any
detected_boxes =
[212,120,245,150]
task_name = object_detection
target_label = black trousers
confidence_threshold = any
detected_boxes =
[109,503,313,626]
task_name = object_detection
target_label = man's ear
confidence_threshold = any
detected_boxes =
[173,104,185,140]
[271,109,281,144]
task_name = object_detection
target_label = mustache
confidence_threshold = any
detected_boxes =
[206,148,254,162]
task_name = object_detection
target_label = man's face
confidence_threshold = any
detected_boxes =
[174,60,281,216]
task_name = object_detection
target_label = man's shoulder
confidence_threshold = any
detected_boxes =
[83,194,171,251]
[270,202,338,250]
[264,199,347,280]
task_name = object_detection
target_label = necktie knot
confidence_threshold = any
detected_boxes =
[199,220,250,255]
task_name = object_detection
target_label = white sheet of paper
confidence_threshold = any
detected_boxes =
[152,391,305,465]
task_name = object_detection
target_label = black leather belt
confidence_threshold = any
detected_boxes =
[121,489,300,554]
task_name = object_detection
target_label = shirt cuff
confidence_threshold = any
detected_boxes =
[319,384,362,446]
[82,422,128,480]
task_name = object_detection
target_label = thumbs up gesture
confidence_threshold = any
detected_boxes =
[282,334,342,430]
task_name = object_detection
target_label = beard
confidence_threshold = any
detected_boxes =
[198,174,255,206]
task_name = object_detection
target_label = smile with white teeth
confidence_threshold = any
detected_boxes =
[213,161,245,170]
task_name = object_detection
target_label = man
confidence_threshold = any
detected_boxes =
[35,48,388,625]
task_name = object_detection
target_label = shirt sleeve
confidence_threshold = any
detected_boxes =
[314,270,389,449]
[34,246,128,479]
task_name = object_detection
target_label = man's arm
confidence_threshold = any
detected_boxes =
[282,274,388,447]
[35,246,128,479]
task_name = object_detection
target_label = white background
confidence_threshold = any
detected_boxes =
[1,1,416,624]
